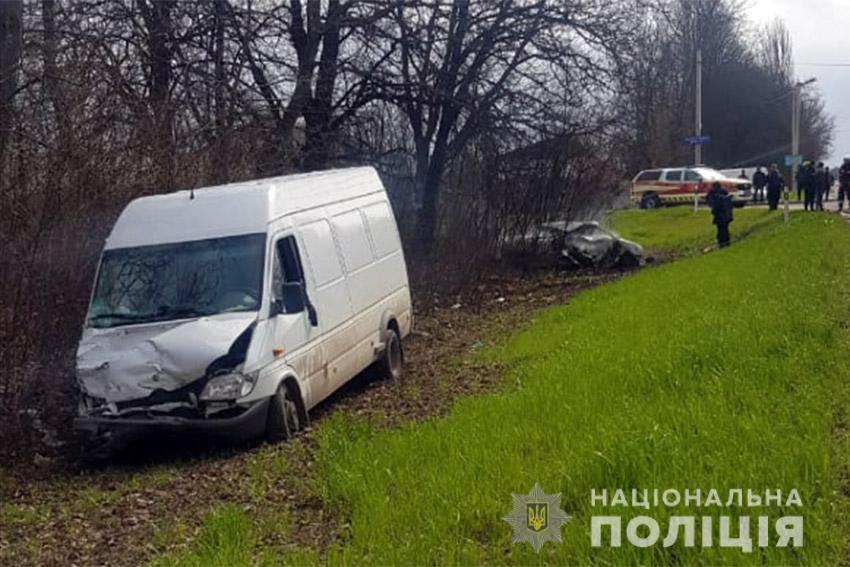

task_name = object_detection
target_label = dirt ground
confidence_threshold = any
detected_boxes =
[0,267,625,566]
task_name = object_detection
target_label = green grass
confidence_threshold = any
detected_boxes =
[145,211,850,565]
[151,505,258,567]
[148,444,301,566]
[306,213,850,565]
[606,207,778,255]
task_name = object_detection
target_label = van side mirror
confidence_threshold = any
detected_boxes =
[272,282,318,327]
[281,282,306,314]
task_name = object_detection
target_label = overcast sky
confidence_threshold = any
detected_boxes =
[747,0,850,164]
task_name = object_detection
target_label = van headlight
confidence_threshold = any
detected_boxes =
[200,371,257,401]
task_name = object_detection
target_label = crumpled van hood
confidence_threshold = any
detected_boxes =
[76,312,257,403]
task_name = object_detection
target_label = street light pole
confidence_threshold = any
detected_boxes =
[786,85,798,224]
[694,48,702,212]
[787,78,816,224]
[695,49,702,166]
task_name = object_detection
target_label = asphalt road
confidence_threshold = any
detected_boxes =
[745,196,848,213]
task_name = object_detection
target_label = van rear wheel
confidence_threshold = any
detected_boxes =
[377,328,403,381]
[266,383,301,442]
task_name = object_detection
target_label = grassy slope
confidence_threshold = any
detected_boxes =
[607,207,777,255]
[307,213,850,565]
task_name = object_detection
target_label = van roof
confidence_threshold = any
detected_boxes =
[106,167,383,249]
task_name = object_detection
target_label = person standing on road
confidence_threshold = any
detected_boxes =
[707,181,734,248]
[766,164,784,211]
[804,162,819,211]
[796,163,807,202]
[838,157,850,213]
[752,166,767,203]
[825,166,834,202]
[814,162,827,211]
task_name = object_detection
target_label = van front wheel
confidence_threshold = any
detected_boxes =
[266,383,301,442]
[377,328,403,381]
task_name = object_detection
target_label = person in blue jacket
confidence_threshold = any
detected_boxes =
[706,182,734,248]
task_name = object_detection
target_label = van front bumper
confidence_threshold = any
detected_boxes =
[73,397,270,441]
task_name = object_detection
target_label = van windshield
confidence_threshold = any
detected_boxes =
[87,233,265,329]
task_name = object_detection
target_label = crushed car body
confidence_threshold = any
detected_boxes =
[543,221,645,269]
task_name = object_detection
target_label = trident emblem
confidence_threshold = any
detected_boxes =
[526,502,548,532]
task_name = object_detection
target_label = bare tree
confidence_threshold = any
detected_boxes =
[620,1,834,170]
[758,18,793,86]
[0,0,23,168]
[224,0,384,172]
[369,0,632,249]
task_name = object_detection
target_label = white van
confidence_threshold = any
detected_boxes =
[74,167,412,442]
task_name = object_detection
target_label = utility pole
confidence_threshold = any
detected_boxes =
[694,48,702,212]
[695,49,703,166]
[787,78,816,224]
[786,86,798,224]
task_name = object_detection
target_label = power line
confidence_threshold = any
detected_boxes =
[797,62,850,67]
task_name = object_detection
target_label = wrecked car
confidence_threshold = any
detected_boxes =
[75,167,412,444]
[543,221,645,269]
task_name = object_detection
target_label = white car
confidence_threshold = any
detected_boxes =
[631,166,751,209]
[74,167,412,443]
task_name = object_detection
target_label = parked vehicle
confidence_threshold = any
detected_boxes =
[74,167,412,443]
[631,166,751,209]
[552,221,644,269]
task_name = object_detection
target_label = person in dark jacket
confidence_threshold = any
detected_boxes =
[839,157,850,213]
[814,162,827,211]
[803,161,818,211]
[799,161,815,201]
[825,166,834,202]
[796,164,806,201]
[766,164,784,211]
[752,166,767,203]
[706,182,733,247]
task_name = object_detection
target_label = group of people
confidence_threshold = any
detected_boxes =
[748,157,850,212]
[749,164,787,211]
[795,161,832,211]
[709,157,850,248]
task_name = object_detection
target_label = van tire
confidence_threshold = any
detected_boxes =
[266,382,301,442]
[377,328,403,381]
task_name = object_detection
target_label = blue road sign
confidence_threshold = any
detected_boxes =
[685,135,712,145]
[784,154,803,167]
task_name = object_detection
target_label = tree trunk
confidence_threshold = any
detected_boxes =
[212,0,229,183]
[41,0,70,146]
[140,0,175,189]
[302,0,341,171]
[414,157,445,252]
[0,0,23,168]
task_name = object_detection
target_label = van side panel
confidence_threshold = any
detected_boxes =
[248,175,411,412]
[298,216,353,333]
[364,200,412,338]
[287,191,409,408]
[362,202,402,259]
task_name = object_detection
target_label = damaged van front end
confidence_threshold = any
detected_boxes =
[73,228,271,442]
[74,314,269,440]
